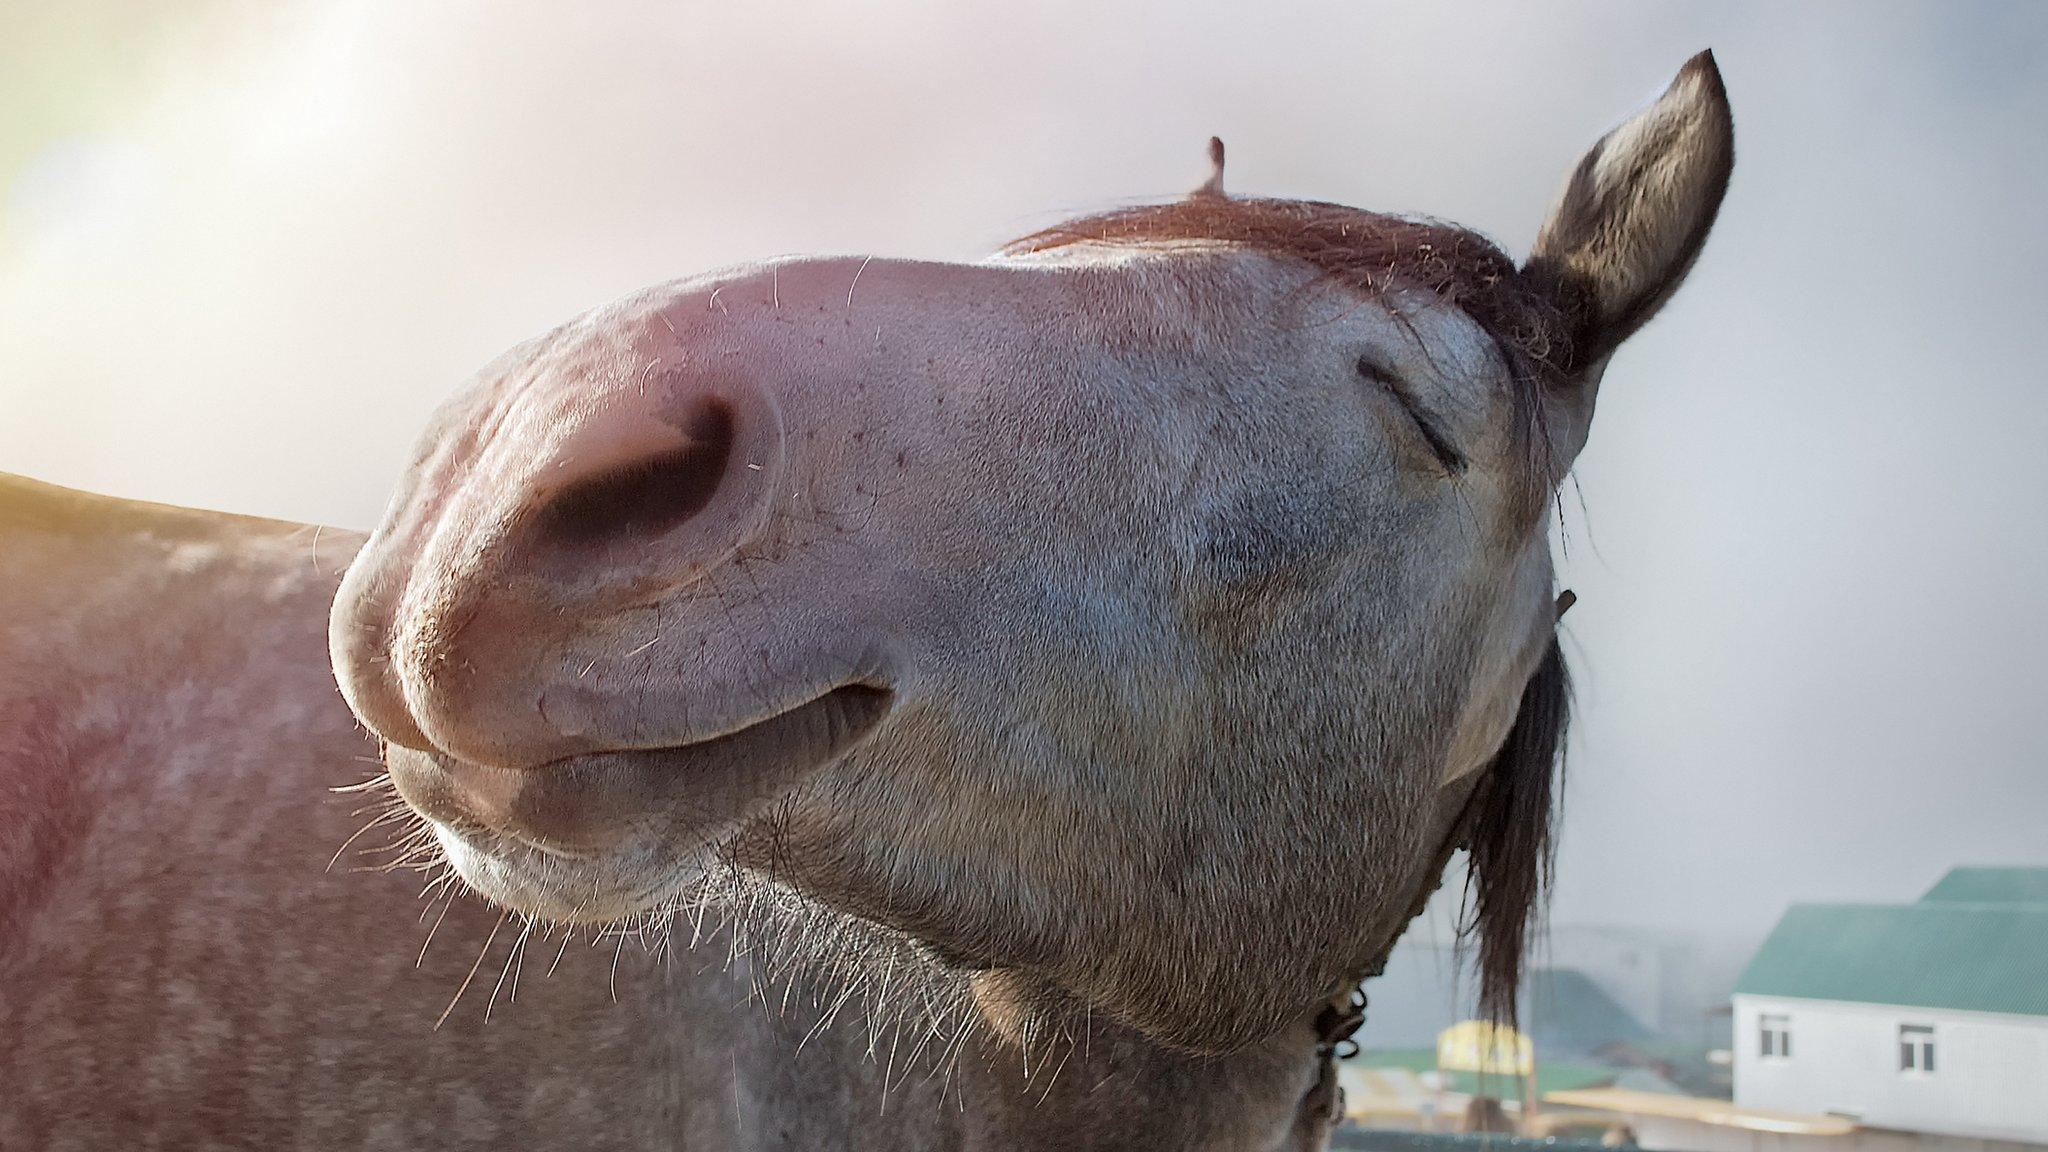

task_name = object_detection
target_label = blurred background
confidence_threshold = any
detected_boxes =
[4,0,2045,1132]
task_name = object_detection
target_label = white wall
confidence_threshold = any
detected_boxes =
[1734,995,2048,1144]
[1631,1114,2047,1152]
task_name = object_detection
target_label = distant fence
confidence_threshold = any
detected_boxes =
[1331,1132,1620,1152]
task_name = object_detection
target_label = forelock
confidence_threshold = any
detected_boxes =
[1008,195,1577,513]
[1008,197,1573,377]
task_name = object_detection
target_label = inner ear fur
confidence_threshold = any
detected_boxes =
[1524,49,1735,368]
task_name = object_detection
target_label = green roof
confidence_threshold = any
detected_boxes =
[1921,866,2048,906]
[1525,968,1650,1055]
[1734,902,2048,1017]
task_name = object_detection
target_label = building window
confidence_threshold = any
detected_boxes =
[1899,1024,1935,1073]
[1759,1014,1792,1059]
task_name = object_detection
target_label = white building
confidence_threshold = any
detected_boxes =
[1730,867,2048,1147]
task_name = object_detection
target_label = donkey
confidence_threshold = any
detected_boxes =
[2,54,1730,1149]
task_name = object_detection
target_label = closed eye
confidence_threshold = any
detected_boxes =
[1357,355,1466,475]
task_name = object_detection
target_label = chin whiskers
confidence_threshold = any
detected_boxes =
[327,770,449,877]
[436,909,509,1031]
[385,815,994,1086]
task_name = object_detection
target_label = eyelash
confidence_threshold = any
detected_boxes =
[1357,355,1466,475]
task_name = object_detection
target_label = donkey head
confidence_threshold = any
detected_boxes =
[332,54,1731,1052]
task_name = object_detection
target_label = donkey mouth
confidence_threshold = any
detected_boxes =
[387,684,894,879]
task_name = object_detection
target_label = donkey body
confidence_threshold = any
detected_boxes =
[0,475,1342,1150]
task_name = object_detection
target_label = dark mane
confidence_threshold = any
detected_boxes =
[1464,635,1569,1026]
[1009,196,1580,506]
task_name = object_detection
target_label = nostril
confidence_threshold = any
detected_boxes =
[535,398,737,547]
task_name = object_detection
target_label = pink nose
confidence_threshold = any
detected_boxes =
[329,361,786,770]
[517,369,785,599]
[537,396,735,546]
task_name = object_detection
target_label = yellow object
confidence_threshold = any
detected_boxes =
[1435,1020,1535,1077]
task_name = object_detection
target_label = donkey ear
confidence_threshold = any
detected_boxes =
[1524,50,1734,369]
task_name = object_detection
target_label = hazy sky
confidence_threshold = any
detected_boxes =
[3,2,2044,953]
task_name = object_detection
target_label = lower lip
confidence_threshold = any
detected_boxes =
[387,684,893,855]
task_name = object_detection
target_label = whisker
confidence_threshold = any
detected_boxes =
[435,910,508,1030]
[546,926,576,979]
[487,918,535,1021]
[418,886,458,964]
[327,808,416,872]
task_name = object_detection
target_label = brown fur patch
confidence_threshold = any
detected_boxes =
[0,691,100,951]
